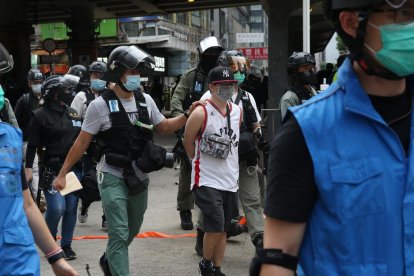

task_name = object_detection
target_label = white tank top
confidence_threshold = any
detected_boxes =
[191,100,242,192]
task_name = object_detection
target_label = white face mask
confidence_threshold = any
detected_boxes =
[32,84,42,94]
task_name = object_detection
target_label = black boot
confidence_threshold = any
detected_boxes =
[180,210,194,230]
[227,216,248,238]
[99,253,112,276]
[251,232,264,249]
[195,228,204,257]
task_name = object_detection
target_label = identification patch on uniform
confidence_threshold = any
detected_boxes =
[72,120,81,127]
[109,100,120,112]
[139,102,148,107]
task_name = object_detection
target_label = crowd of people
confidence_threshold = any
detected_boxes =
[2,0,414,275]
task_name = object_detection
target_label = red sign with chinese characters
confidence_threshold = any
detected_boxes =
[238,47,268,60]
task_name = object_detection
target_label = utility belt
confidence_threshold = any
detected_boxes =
[105,152,149,196]
[39,157,81,189]
[104,141,175,196]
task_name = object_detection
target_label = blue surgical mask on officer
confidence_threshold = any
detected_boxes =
[123,75,141,92]
[91,79,106,91]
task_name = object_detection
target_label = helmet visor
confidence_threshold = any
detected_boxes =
[228,56,251,74]
[199,37,223,55]
[0,43,14,74]
[118,46,153,70]
[60,74,80,89]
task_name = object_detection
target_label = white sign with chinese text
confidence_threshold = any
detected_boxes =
[236,33,264,43]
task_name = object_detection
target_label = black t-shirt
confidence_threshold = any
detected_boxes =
[265,91,412,222]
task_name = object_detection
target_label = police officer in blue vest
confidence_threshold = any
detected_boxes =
[251,0,414,275]
[0,43,78,275]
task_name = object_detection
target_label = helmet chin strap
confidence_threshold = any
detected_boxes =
[356,53,404,80]
[117,80,133,93]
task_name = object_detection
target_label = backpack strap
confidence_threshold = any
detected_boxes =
[84,92,95,107]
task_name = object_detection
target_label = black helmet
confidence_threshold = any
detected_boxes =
[105,45,155,82]
[41,75,64,101]
[198,36,224,56]
[0,43,13,74]
[89,61,107,74]
[287,52,315,74]
[324,0,409,20]
[27,69,44,82]
[217,50,251,75]
[41,74,79,101]
[68,64,88,80]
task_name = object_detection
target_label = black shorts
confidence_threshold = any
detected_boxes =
[193,186,238,233]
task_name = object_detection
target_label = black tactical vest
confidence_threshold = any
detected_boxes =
[97,89,151,159]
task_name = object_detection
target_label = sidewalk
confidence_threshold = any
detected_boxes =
[39,133,255,275]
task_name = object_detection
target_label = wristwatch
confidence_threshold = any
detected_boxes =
[47,251,66,264]
[249,249,298,276]
[184,110,190,118]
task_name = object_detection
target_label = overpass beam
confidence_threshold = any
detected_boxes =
[66,7,97,66]
[266,1,297,141]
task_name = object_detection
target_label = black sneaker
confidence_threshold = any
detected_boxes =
[61,245,77,261]
[199,259,214,276]
[195,228,204,257]
[213,266,226,276]
[180,210,194,230]
[99,253,112,276]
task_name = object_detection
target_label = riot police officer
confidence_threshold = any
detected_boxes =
[64,64,89,105]
[25,74,82,261]
[170,36,224,231]
[71,61,108,229]
[52,45,199,276]
[15,69,44,201]
[279,52,318,121]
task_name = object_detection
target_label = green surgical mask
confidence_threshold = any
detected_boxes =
[233,72,246,85]
[365,21,414,77]
[0,85,4,111]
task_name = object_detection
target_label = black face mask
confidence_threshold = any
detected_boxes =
[200,58,218,73]
[297,71,317,86]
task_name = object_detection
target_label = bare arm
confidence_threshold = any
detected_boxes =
[23,189,79,275]
[183,106,205,159]
[154,113,188,134]
[53,130,93,191]
[260,217,306,276]
[155,100,201,134]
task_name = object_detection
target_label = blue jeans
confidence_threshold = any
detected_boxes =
[44,169,81,247]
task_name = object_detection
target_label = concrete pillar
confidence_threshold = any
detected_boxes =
[266,2,297,141]
[66,7,97,66]
[0,0,33,105]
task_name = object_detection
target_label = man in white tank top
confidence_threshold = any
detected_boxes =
[184,66,242,276]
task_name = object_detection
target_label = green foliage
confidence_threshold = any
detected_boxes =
[336,35,348,54]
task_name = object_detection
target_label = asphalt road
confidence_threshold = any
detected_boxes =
[39,132,256,276]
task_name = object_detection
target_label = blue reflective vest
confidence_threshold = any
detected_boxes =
[291,59,414,275]
[0,123,40,275]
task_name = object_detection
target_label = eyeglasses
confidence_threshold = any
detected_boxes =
[371,7,414,24]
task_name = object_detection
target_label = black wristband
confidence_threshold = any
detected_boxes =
[249,249,298,276]
[47,251,65,264]
[184,110,190,118]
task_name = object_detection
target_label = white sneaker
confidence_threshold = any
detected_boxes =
[78,208,88,223]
